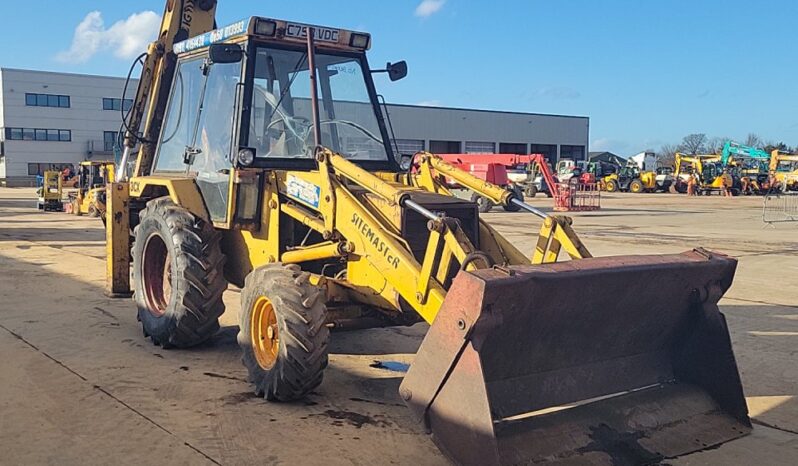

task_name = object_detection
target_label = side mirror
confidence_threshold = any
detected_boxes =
[209,43,244,64]
[386,61,408,81]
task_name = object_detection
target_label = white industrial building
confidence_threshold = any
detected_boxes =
[385,104,589,163]
[0,67,589,186]
[0,68,134,186]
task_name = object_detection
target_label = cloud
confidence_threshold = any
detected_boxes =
[416,100,442,107]
[592,138,631,153]
[537,86,581,100]
[415,0,446,18]
[57,11,160,64]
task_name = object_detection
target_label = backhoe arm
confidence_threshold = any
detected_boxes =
[117,0,218,181]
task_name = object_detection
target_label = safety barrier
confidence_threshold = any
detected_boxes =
[763,191,798,224]
[554,179,601,212]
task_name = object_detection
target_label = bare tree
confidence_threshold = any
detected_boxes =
[658,143,680,167]
[744,133,762,148]
[680,133,707,155]
[705,136,729,154]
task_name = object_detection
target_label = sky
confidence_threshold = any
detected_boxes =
[1,0,796,156]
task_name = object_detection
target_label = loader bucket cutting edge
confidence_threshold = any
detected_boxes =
[400,249,750,466]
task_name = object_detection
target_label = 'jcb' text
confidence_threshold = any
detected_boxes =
[351,213,400,269]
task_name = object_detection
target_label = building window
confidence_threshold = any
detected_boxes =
[104,131,118,152]
[25,93,70,108]
[429,140,461,154]
[530,144,557,162]
[464,141,496,154]
[103,98,133,111]
[560,145,585,161]
[27,162,73,176]
[499,143,528,154]
[5,128,71,142]
[392,139,424,156]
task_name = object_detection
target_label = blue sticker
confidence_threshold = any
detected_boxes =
[286,174,321,209]
[173,19,248,54]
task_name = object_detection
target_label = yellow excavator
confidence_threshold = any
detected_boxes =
[104,2,750,464]
[674,153,736,195]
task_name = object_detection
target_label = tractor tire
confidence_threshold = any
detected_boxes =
[73,200,82,216]
[502,186,523,212]
[630,180,644,193]
[525,185,537,198]
[471,193,494,213]
[87,204,98,217]
[605,180,618,192]
[132,197,226,348]
[239,264,329,401]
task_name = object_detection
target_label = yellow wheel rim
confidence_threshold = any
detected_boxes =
[251,296,279,370]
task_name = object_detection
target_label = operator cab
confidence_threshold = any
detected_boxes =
[151,17,406,224]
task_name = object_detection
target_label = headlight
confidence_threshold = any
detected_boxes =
[238,148,255,166]
[349,33,371,49]
[399,155,412,171]
[255,19,277,36]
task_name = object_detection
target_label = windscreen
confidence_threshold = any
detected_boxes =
[248,46,389,161]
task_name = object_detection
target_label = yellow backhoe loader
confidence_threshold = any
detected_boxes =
[104,2,750,464]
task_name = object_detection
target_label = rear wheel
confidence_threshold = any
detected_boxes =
[87,204,98,217]
[239,264,329,401]
[630,180,644,193]
[605,179,618,192]
[471,192,494,213]
[132,197,227,348]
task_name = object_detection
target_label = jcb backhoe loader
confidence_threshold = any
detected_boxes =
[105,2,750,464]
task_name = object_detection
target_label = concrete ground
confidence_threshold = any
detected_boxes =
[0,187,796,465]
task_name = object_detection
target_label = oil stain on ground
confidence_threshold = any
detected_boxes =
[312,410,392,429]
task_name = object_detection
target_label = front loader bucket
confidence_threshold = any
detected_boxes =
[401,249,750,465]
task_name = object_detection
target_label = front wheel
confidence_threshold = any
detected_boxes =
[525,185,537,198]
[132,197,227,348]
[630,180,644,193]
[239,264,329,401]
[605,180,618,192]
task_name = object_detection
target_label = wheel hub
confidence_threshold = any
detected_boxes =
[251,296,279,370]
[142,233,172,317]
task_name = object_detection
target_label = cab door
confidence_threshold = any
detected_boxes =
[152,52,243,224]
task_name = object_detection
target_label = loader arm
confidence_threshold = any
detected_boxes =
[413,152,589,262]
[284,149,590,324]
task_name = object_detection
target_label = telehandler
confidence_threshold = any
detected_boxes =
[603,162,656,193]
[105,2,750,464]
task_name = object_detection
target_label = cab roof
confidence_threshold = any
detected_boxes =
[173,17,372,56]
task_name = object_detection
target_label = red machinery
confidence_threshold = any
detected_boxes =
[438,153,600,212]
